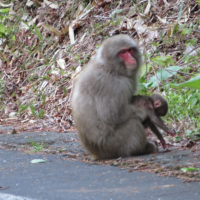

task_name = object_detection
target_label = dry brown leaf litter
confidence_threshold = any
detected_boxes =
[0,0,199,147]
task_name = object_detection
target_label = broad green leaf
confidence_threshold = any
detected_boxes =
[0,8,10,13]
[157,66,181,80]
[153,56,171,62]
[154,59,165,66]
[190,97,198,105]
[31,159,46,164]
[143,66,181,88]
[143,76,158,88]
[173,24,179,35]
[181,167,200,172]
[170,73,200,89]
[153,56,175,66]
[182,28,192,35]
[140,63,152,77]
[177,2,183,21]
[0,24,5,33]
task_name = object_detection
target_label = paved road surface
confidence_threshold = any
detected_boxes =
[0,149,199,200]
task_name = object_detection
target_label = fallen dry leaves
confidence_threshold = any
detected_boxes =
[0,0,200,150]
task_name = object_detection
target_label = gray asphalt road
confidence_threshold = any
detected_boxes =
[0,149,199,200]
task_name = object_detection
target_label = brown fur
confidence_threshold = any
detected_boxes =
[131,95,167,148]
[151,93,168,116]
[132,94,176,149]
[71,35,157,160]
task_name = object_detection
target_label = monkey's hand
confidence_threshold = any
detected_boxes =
[161,140,166,149]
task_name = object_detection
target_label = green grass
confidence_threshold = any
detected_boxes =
[28,139,44,152]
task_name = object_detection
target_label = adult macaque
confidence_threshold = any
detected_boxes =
[131,94,176,149]
[71,34,157,160]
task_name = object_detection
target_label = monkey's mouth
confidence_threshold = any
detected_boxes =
[126,55,136,65]
[126,63,137,70]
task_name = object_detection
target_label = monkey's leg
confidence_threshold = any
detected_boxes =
[144,141,158,154]
[120,119,158,156]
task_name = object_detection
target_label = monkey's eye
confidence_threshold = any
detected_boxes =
[129,49,134,55]
[120,50,126,54]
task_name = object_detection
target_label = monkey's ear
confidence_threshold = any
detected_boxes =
[154,100,161,108]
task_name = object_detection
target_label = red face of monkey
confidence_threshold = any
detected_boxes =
[118,48,137,70]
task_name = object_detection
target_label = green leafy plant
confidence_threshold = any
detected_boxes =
[19,104,29,114]
[30,105,36,117]
[38,109,45,118]
[28,139,44,152]
[62,86,67,97]
[185,130,200,140]
[0,8,9,37]
[42,94,46,105]
[0,78,5,100]
[57,148,66,152]
[140,65,181,88]
[170,74,200,89]
[175,136,182,142]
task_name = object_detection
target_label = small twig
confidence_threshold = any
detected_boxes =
[0,186,10,190]
[59,122,67,132]
[93,15,112,19]
[178,45,200,65]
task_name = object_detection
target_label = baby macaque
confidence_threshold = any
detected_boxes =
[151,93,168,116]
[131,94,176,149]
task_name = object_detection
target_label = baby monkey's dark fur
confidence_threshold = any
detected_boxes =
[132,94,176,149]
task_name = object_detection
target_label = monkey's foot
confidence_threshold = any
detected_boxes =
[161,142,166,149]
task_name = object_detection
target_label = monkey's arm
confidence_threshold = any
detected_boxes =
[150,115,176,136]
[148,121,166,149]
[95,75,140,125]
